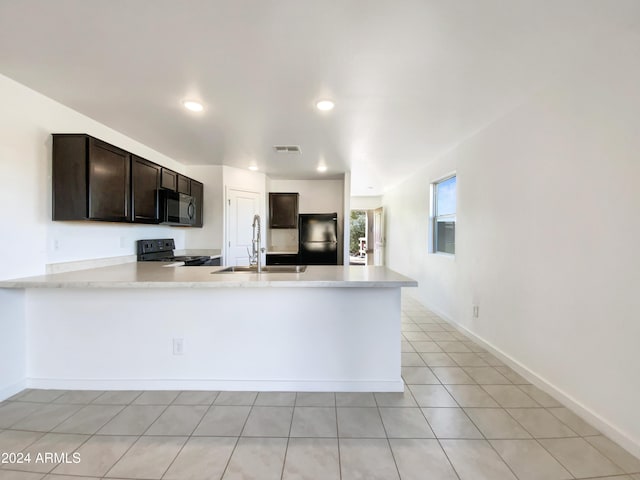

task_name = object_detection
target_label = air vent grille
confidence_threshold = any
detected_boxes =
[273,145,301,154]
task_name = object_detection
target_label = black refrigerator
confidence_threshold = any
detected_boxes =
[298,213,339,265]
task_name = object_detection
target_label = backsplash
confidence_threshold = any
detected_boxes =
[269,228,298,249]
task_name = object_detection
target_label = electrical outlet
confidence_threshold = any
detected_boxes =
[472,305,479,318]
[172,338,184,355]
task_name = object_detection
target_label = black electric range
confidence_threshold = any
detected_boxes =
[137,239,217,266]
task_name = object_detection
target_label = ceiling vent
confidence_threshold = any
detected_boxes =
[273,145,301,154]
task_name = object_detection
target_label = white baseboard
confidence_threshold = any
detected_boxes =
[26,377,404,393]
[428,306,640,460]
[0,379,27,402]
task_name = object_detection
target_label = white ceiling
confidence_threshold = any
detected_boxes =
[1,0,638,195]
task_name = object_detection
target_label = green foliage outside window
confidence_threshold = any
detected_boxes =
[350,210,366,255]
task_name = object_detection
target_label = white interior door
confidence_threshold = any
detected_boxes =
[226,189,261,266]
[373,207,384,266]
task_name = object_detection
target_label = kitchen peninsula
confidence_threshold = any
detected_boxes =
[0,263,416,393]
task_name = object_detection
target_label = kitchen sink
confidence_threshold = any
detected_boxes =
[213,265,307,274]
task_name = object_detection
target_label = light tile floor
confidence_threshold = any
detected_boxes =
[1,296,639,479]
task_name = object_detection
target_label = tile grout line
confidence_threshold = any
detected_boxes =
[4,390,145,477]
[398,373,464,479]
[218,391,258,479]
[101,391,174,479]
[279,393,298,480]
[404,323,586,480]
[47,402,128,477]
[374,391,404,480]
[2,300,637,479]
[156,391,221,480]
[334,392,342,480]
[7,404,93,476]
[585,437,640,475]
[437,366,524,480]
[424,368,524,480]
[405,330,558,480]
[523,437,578,480]
[500,403,582,442]
[105,391,177,475]
[434,437,463,480]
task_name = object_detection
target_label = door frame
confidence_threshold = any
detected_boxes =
[224,186,262,266]
[373,207,384,266]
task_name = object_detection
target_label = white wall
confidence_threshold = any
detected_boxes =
[25,287,401,392]
[224,165,267,197]
[182,165,268,253]
[0,73,190,281]
[222,166,267,264]
[343,172,351,267]
[350,195,383,211]
[0,74,193,397]
[384,33,640,455]
[184,165,224,249]
[0,290,26,399]
[384,159,457,315]
[267,178,345,264]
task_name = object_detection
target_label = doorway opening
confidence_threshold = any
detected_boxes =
[349,210,367,265]
[349,207,385,266]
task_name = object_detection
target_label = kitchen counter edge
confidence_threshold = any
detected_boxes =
[0,263,418,289]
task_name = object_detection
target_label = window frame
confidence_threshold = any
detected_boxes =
[430,173,457,256]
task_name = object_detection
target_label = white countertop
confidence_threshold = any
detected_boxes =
[0,263,417,289]
[266,246,298,255]
[174,249,223,258]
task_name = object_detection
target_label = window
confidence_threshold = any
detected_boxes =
[432,175,456,255]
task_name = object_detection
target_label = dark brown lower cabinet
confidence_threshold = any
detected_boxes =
[266,254,298,265]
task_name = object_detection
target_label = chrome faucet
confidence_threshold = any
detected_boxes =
[249,214,264,273]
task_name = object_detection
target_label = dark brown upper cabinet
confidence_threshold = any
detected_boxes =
[53,134,205,227]
[53,134,131,222]
[269,192,299,229]
[177,174,191,195]
[160,168,177,191]
[131,155,161,223]
[190,180,204,228]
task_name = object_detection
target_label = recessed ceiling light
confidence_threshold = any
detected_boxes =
[248,165,258,171]
[317,165,327,172]
[316,99,335,111]
[182,100,204,112]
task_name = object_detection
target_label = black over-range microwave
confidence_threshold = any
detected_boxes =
[160,190,196,226]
